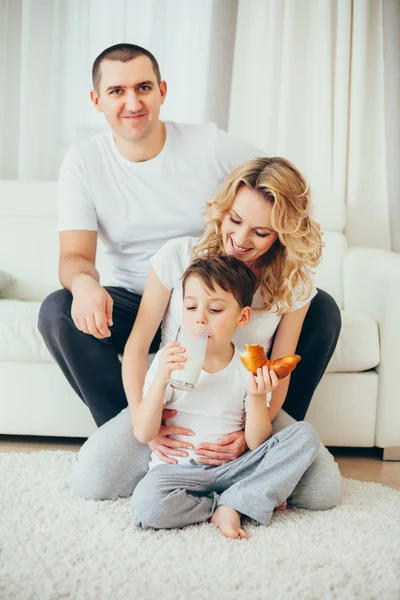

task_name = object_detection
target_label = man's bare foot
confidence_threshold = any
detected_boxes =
[275,500,287,511]
[211,505,248,539]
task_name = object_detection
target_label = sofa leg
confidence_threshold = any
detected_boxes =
[383,447,400,461]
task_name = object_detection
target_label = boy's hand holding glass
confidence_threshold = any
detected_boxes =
[155,341,187,387]
[247,365,279,399]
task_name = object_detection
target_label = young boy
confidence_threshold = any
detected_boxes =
[130,256,320,539]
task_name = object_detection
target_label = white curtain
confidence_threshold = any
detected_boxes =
[0,0,398,251]
[229,0,393,251]
[383,0,400,254]
[0,0,238,180]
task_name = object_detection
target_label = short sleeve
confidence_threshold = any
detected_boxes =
[57,146,98,232]
[142,351,173,405]
[150,237,195,291]
[290,274,318,312]
[213,127,269,180]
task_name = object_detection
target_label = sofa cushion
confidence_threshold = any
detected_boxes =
[0,300,381,372]
[0,300,53,363]
[0,271,12,290]
[325,311,380,372]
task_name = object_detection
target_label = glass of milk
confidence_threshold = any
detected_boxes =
[169,324,208,391]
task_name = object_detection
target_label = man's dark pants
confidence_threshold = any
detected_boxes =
[38,287,341,427]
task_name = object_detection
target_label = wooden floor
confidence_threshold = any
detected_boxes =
[0,436,399,491]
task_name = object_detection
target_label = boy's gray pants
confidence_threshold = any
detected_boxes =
[73,408,342,512]
[132,421,320,529]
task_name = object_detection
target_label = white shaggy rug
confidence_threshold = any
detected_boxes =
[1,451,400,600]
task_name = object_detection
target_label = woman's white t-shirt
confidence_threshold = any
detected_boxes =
[150,236,317,355]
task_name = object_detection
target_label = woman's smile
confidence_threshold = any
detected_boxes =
[229,236,253,256]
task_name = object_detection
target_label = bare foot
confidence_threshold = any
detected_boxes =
[275,500,287,512]
[210,505,248,539]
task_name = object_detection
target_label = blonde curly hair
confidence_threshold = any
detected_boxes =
[193,157,323,315]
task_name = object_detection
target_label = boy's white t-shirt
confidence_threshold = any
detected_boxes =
[57,121,264,294]
[150,236,318,356]
[143,347,271,468]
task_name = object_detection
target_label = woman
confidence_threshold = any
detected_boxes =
[73,157,341,510]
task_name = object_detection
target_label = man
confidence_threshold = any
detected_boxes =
[38,43,265,427]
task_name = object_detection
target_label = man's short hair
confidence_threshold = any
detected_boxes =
[182,256,257,309]
[92,43,161,93]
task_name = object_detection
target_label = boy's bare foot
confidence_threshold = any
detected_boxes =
[211,505,248,539]
[275,500,287,511]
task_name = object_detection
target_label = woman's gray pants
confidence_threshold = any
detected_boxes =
[72,409,342,513]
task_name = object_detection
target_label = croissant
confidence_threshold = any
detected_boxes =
[240,343,301,380]
[268,354,301,379]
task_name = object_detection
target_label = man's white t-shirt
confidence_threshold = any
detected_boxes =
[58,121,264,294]
[143,347,271,469]
[150,236,318,357]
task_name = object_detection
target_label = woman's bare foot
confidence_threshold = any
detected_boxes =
[210,505,248,539]
[275,500,287,511]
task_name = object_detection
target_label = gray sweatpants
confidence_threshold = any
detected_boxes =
[72,408,342,511]
[132,421,320,529]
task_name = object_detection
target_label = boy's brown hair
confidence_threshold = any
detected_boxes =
[181,256,257,309]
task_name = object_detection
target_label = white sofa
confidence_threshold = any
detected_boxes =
[1,180,400,459]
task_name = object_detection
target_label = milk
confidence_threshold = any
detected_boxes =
[169,324,208,392]
[170,356,204,391]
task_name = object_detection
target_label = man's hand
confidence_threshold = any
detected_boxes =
[148,409,194,464]
[194,430,247,466]
[71,273,113,339]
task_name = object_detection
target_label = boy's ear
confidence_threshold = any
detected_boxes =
[237,306,251,328]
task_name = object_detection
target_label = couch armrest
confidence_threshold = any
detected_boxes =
[343,248,400,449]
